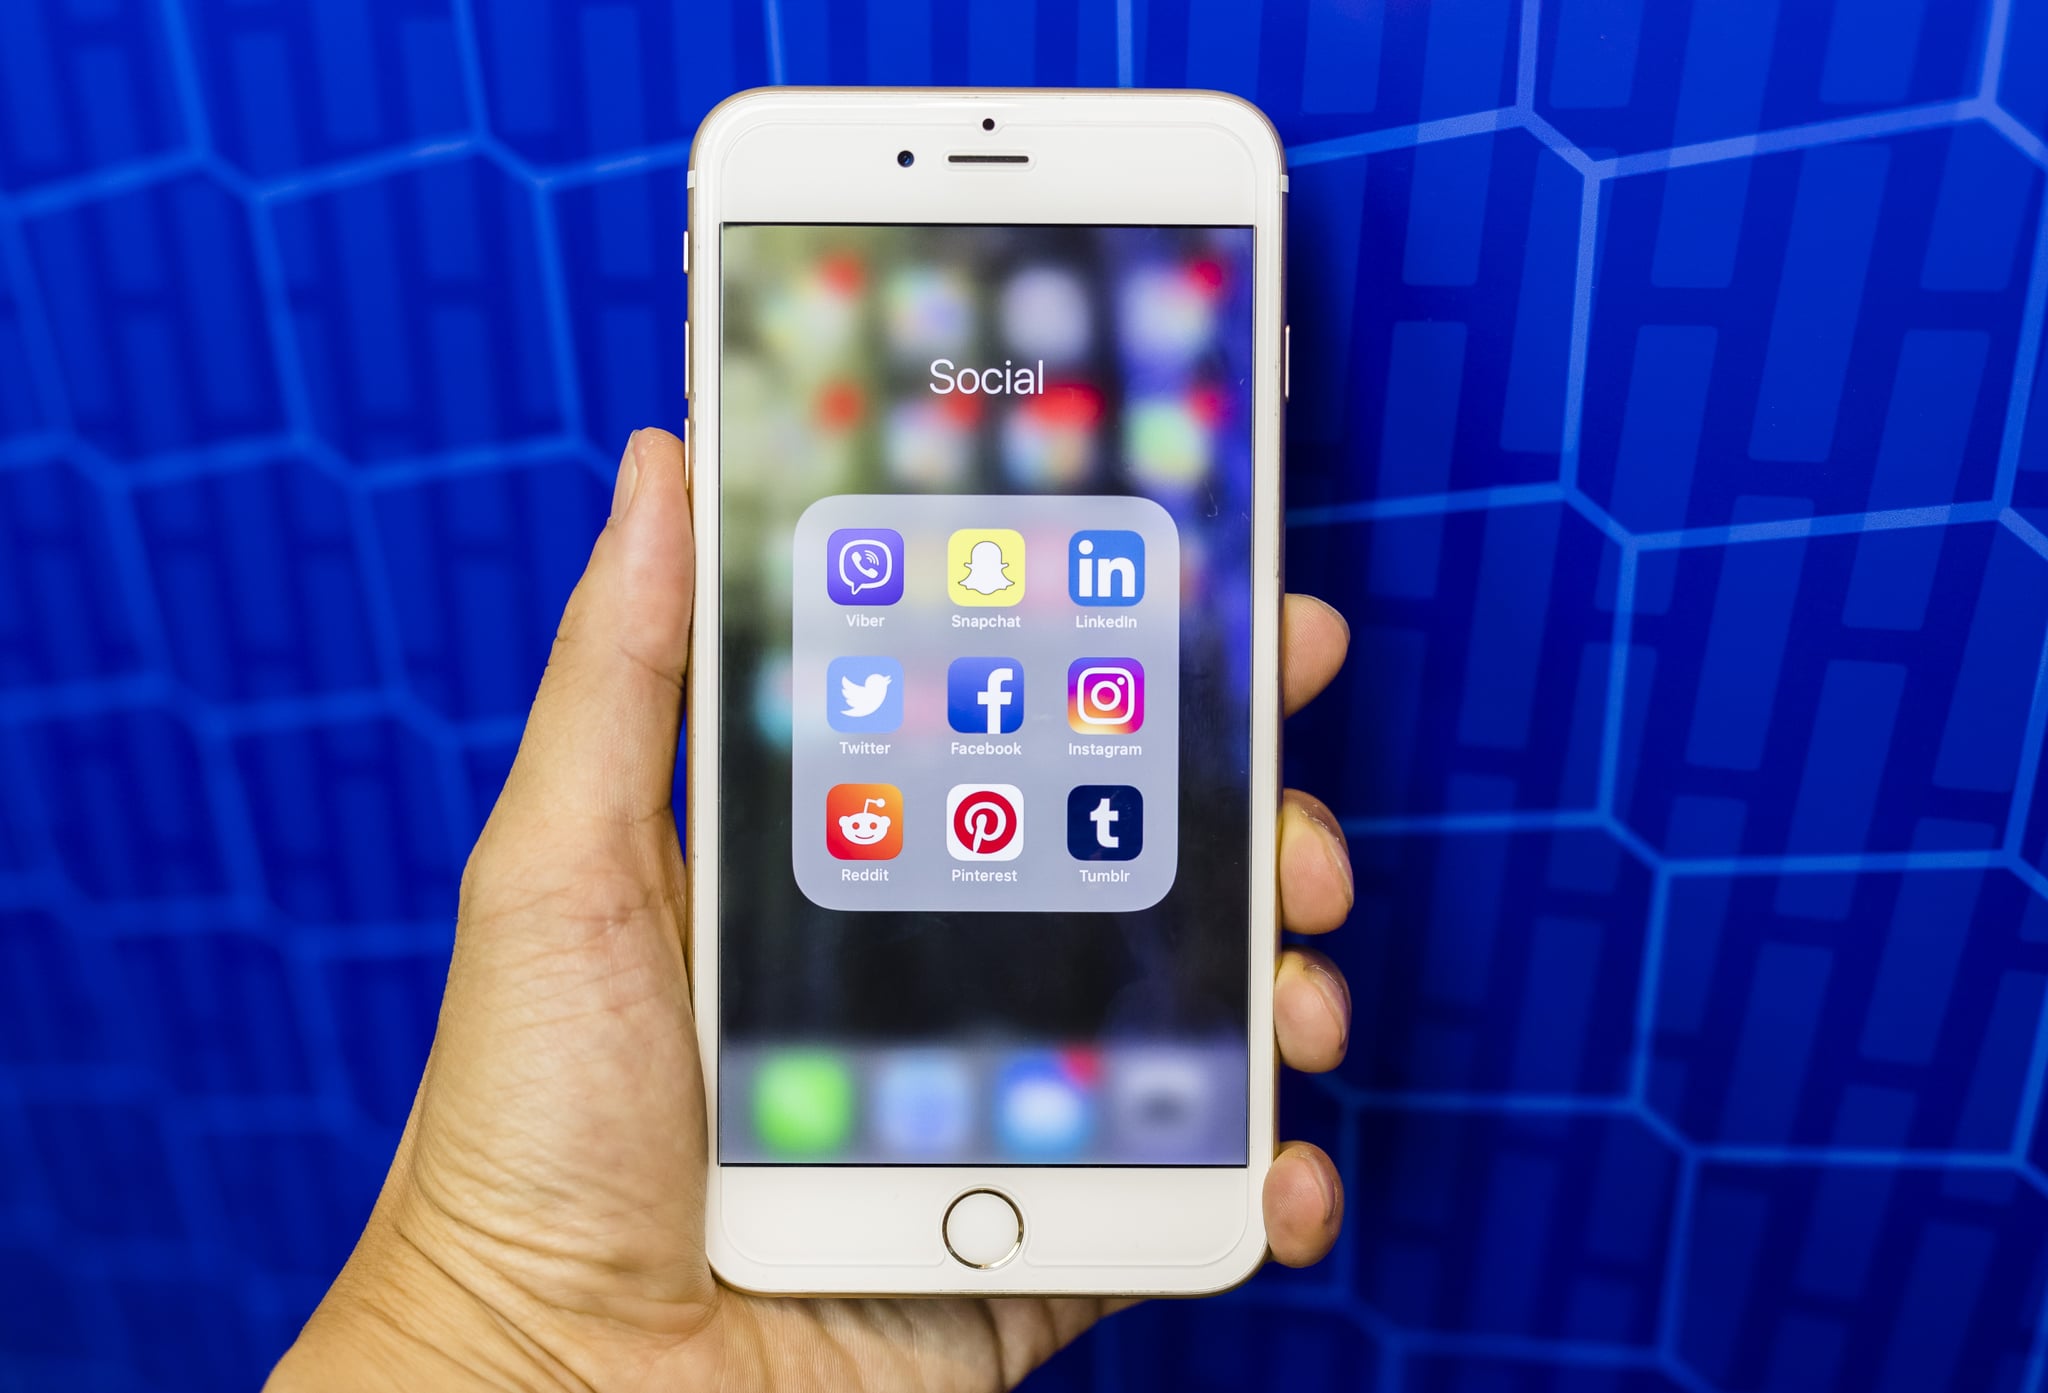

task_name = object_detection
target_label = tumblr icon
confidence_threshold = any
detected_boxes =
[1066,785,1143,861]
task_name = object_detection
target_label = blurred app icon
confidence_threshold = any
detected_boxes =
[1067,658,1144,734]
[1068,530,1145,606]
[812,378,866,432]
[826,783,903,860]
[1001,266,1092,363]
[885,398,974,487]
[1118,262,1217,367]
[875,1053,973,1157]
[1124,398,1210,489]
[752,1050,854,1158]
[947,528,1025,606]
[947,657,1024,735]
[1110,1051,1209,1159]
[885,265,973,356]
[997,1051,1096,1158]
[1066,785,1143,861]
[1003,383,1103,489]
[828,528,904,605]
[827,656,904,733]
[760,251,866,366]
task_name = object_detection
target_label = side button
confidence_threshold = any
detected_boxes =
[1283,323,1291,400]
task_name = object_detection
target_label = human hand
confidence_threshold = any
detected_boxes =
[267,428,1355,1391]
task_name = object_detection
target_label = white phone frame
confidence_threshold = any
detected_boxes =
[686,87,1287,1297]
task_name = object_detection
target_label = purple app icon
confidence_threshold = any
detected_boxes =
[827,528,905,606]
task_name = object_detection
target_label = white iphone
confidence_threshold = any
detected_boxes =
[685,88,1286,1296]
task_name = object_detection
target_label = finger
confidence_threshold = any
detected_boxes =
[1283,594,1349,717]
[1280,790,1353,933]
[1263,1142,1343,1267]
[494,428,694,833]
[1275,947,1349,1073]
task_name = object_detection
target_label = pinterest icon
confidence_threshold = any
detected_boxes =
[946,784,1023,861]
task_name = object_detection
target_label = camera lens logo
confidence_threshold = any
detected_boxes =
[946,783,1023,861]
[1066,658,1144,734]
[825,783,903,860]
[826,528,904,605]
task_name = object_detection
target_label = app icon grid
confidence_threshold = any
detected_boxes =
[788,493,1181,912]
[1,2,2046,1390]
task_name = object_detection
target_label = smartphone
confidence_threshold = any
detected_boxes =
[686,88,1286,1296]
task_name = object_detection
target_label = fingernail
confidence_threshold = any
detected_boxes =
[611,430,643,521]
[1326,830,1354,910]
[1299,802,1354,910]
[1315,594,1350,643]
[1306,1149,1339,1227]
[1307,959,1349,1057]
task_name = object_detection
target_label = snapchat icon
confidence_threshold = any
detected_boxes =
[946,528,1026,607]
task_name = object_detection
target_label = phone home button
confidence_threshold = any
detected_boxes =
[943,1189,1023,1270]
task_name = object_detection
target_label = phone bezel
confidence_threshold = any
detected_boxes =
[687,87,1287,1296]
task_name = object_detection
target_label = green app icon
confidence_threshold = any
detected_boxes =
[752,1051,854,1157]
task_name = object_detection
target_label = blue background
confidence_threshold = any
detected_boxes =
[1,0,2047,1389]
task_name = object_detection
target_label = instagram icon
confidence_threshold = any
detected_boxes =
[1067,658,1145,734]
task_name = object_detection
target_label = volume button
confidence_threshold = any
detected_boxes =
[1282,323,1291,400]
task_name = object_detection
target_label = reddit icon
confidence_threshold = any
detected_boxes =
[826,783,903,860]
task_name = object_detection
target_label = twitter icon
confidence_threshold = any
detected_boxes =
[827,656,904,734]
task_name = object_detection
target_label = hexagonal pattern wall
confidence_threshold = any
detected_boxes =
[2,2,2047,1390]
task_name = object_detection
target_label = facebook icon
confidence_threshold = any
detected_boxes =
[1066,785,1143,861]
[1068,530,1144,606]
[947,657,1024,735]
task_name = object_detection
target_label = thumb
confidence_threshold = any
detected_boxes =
[495,428,694,838]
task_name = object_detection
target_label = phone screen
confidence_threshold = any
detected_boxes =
[717,224,1256,1166]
